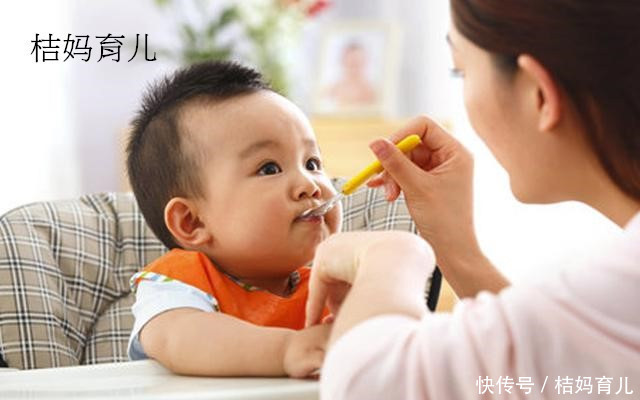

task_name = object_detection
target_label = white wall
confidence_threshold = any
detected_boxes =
[1,0,177,213]
[1,1,79,212]
[68,0,178,193]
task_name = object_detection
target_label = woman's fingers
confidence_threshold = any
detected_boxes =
[306,232,373,327]
[389,114,455,154]
[385,180,401,201]
[369,139,426,191]
[321,314,334,324]
[388,115,431,143]
[365,116,452,199]
[305,272,329,327]
[305,280,350,327]
[367,175,385,187]
[307,232,419,327]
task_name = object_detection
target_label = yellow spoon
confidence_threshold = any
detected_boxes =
[300,134,422,218]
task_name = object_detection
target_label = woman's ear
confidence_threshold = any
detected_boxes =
[517,54,562,132]
[164,197,212,249]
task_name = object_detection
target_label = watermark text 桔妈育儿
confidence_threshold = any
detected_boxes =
[30,33,156,63]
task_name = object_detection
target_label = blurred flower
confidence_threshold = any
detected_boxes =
[277,0,332,16]
[153,0,331,96]
[306,0,331,17]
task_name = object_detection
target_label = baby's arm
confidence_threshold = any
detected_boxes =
[140,308,329,377]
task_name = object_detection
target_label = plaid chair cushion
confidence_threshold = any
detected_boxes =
[0,179,439,369]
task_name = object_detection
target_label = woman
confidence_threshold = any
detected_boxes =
[306,1,640,398]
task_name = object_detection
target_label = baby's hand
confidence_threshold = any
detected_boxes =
[283,323,332,379]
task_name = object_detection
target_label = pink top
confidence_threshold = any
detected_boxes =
[321,212,640,399]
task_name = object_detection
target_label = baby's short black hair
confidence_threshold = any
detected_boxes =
[127,61,270,249]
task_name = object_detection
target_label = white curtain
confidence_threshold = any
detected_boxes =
[0,0,80,215]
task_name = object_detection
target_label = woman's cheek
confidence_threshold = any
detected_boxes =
[463,80,492,143]
[463,80,480,123]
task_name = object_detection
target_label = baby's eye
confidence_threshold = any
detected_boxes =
[257,162,282,176]
[306,157,322,172]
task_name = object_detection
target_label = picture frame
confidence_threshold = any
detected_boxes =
[312,20,401,117]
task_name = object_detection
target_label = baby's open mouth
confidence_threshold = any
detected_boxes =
[295,212,324,223]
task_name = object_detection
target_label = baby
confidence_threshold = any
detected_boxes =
[126,61,341,377]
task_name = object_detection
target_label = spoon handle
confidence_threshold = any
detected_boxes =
[341,134,422,195]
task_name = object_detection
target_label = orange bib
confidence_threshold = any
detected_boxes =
[134,249,327,329]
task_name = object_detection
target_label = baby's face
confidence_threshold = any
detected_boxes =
[183,91,341,279]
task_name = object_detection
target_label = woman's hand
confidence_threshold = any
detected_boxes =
[368,115,476,256]
[368,115,509,297]
[282,323,332,379]
[305,231,435,344]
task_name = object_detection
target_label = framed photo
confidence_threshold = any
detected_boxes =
[312,20,400,117]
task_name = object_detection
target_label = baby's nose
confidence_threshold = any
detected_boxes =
[297,185,320,200]
[295,176,322,200]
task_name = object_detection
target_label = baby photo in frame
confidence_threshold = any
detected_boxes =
[312,20,400,117]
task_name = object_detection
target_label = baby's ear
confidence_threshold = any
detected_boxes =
[164,197,212,249]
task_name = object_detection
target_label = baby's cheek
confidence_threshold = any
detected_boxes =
[254,198,289,230]
[326,202,343,234]
[319,175,337,196]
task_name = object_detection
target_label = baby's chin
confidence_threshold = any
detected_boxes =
[261,246,318,270]
[294,245,323,268]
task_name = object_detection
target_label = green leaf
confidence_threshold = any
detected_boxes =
[205,21,220,39]
[153,0,172,9]
[180,23,198,46]
[211,47,233,60]
[205,5,238,38]
[218,6,238,27]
